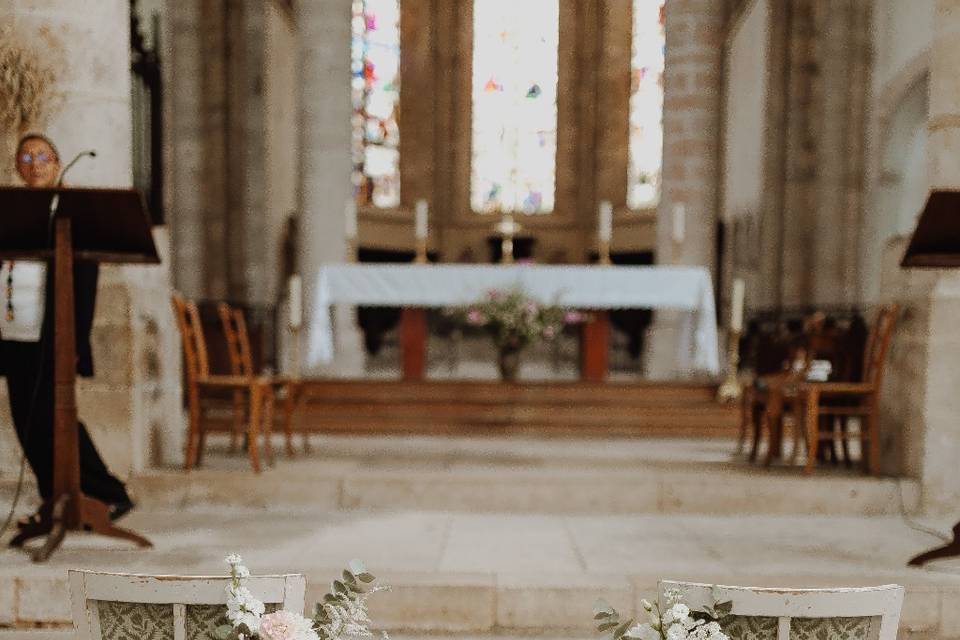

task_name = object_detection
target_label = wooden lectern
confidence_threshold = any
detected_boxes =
[0,186,159,562]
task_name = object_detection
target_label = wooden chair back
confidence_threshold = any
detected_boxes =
[218,303,255,377]
[172,293,211,381]
[69,569,306,640]
[660,581,903,640]
[862,304,899,389]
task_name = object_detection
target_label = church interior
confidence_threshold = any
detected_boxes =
[3,0,960,638]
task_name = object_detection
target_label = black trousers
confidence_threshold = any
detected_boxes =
[2,339,129,505]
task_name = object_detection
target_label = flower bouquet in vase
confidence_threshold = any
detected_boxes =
[216,554,388,640]
[450,289,585,382]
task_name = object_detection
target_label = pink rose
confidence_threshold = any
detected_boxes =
[563,311,583,324]
[259,610,316,640]
[467,309,486,326]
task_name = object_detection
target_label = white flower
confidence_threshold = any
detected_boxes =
[226,554,243,566]
[670,604,690,621]
[640,599,654,612]
[667,623,688,640]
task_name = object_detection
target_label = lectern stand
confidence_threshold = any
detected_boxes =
[0,186,159,562]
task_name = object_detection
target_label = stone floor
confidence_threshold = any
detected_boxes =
[2,437,959,638]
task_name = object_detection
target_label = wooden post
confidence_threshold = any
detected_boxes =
[400,308,427,380]
[580,310,609,382]
[53,216,82,528]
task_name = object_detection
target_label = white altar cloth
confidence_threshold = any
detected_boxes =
[307,264,720,375]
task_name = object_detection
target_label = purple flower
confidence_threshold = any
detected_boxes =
[563,311,584,324]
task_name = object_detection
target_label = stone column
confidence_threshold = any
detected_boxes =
[298,0,364,376]
[644,0,725,379]
[0,0,183,475]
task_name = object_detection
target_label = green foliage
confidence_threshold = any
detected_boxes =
[311,560,387,640]
[593,599,636,640]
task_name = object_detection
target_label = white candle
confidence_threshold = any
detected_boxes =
[730,277,745,333]
[288,274,303,330]
[344,198,358,240]
[672,203,686,244]
[598,201,613,242]
[415,199,429,239]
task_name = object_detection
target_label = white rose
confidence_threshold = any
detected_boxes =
[226,554,243,566]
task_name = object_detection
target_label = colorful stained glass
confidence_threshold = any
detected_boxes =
[351,0,401,209]
[628,0,665,210]
[470,0,559,215]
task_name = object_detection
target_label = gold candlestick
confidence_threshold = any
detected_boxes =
[346,237,358,263]
[415,237,428,264]
[598,239,612,265]
[717,328,742,403]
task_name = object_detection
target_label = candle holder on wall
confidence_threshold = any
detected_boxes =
[494,212,521,265]
[717,328,743,403]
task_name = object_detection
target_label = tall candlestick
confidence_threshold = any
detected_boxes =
[415,199,429,240]
[598,201,613,243]
[731,277,745,332]
[672,203,686,244]
[344,198,358,240]
[288,274,303,330]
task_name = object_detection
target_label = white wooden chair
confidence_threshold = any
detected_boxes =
[659,581,904,640]
[69,570,306,640]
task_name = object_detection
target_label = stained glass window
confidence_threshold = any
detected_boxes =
[351,0,401,209]
[470,0,559,215]
[628,0,665,210]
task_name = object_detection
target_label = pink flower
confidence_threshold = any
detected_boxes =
[259,610,318,640]
[543,325,557,340]
[467,309,486,326]
[525,302,539,316]
[563,311,583,324]
[487,289,501,300]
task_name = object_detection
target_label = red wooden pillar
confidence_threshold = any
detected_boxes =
[400,308,427,380]
[580,310,609,382]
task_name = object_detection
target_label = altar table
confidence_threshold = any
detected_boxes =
[307,264,720,379]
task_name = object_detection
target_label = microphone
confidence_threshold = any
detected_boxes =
[49,150,97,219]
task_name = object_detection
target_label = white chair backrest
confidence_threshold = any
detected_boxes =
[69,570,306,640]
[659,581,904,640]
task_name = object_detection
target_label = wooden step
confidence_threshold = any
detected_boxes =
[298,379,720,406]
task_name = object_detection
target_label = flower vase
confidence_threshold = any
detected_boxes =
[498,347,522,382]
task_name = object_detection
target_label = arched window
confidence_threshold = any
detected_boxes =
[351,0,401,209]
[627,0,665,211]
[470,0,560,215]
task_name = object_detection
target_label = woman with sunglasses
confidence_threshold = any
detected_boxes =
[1,133,134,532]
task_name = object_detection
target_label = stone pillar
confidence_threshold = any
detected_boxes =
[0,1,183,476]
[929,1,960,191]
[645,0,725,379]
[298,0,364,376]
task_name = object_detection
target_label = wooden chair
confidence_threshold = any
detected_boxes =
[660,581,903,640]
[218,302,303,457]
[172,293,274,472]
[69,569,305,640]
[796,304,899,476]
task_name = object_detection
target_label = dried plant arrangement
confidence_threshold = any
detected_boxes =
[0,24,62,134]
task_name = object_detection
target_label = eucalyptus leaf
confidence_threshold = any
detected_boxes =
[613,618,635,640]
[357,572,376,583]
[213,624,235,640]
[598,621,619,632]
[593,598,617,617]
[349,559,367,575]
